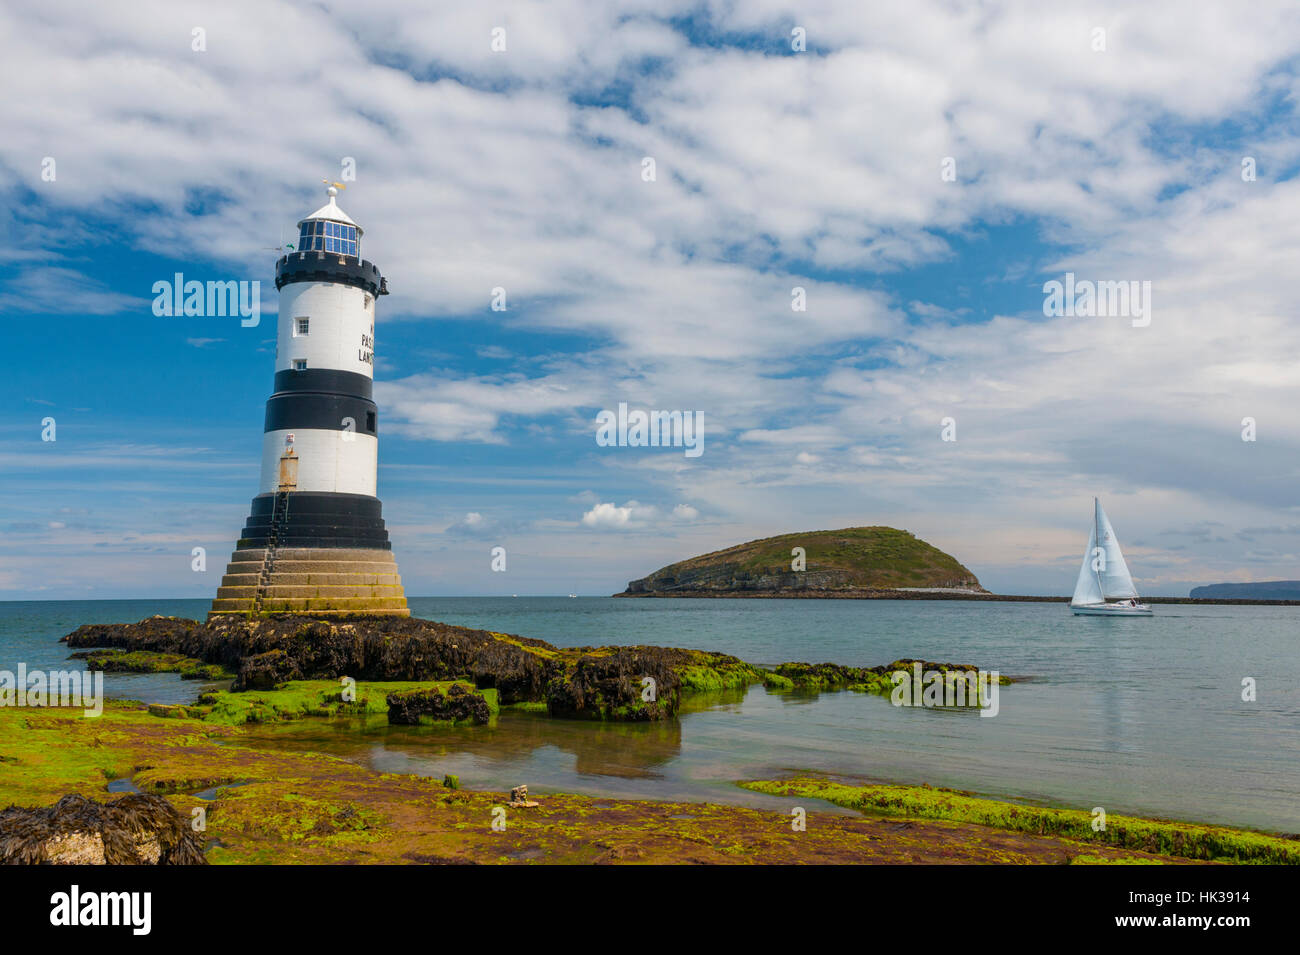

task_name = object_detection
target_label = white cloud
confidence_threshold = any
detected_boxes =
[581,500,656,529]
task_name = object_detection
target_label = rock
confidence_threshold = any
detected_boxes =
[61,614,719,721]
[65,615,561,703]
[386,683,491,725]
[509,785,538,808]
[43,831,106,864]
[544,647,679,721]
[67,649,232,681]
[239,648,301,689]
[60,614,1003,723]
[0,793,206,865]
[769,658,1009,693]
[146,704,189,719]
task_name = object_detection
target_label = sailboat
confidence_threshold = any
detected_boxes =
[1070,498,1153,616]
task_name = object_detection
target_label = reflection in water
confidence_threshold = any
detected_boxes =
[234,687,931,815]
[240,707,683,781]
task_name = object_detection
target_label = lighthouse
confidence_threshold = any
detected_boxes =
[209,185,410,618]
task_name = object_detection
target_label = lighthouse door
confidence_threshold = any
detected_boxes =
[278,448,299,491]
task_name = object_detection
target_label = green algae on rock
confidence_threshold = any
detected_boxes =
[61,614,1013,722]
[62,615,765,722]
[387,682,493,725]
[191,680,498,727]
[740,777,1300,865]
[69,648,235,682]
[764,659,1013,698]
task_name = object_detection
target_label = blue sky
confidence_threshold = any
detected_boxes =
[4,0,1300,599]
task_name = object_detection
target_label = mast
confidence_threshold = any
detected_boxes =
[1093,497,1106,601]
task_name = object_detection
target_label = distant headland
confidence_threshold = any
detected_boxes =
[1189,581,1300,601]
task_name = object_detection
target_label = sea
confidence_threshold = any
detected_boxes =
[1,596,1296,833]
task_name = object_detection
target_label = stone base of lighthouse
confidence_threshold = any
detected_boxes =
[208,492,410,619]
[209,547,410,618]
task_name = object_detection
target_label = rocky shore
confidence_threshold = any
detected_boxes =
[63,613,764,722]
[61,613,1015,722]
[2,698,1292,865]
[0,611,1292,865]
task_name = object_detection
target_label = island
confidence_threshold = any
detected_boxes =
[616,526,987,598]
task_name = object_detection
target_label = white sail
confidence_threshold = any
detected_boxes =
[1071,519,1104,606]
[1094,499,1138,599]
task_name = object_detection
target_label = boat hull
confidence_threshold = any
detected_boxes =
[1071,602,1153,617]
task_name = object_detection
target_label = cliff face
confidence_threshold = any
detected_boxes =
[619,527,984,596]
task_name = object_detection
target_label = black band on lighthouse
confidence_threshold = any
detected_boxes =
[273,368,373,399]
[264,393,378,435]
[275,252,385,297]
[238,491,392,549]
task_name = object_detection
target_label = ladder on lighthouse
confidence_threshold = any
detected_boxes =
[252,438,298,616]
[251,490,291,616]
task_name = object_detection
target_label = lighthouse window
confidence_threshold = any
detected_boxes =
[292,359,307,371]
[295,317,309,336]
[297,220,357,256]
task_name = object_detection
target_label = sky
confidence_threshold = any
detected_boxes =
[2,0,1300,599]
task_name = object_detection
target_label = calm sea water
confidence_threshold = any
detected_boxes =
[2,597,1297,832]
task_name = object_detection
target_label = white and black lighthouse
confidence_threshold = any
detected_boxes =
[210,185,410,618]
